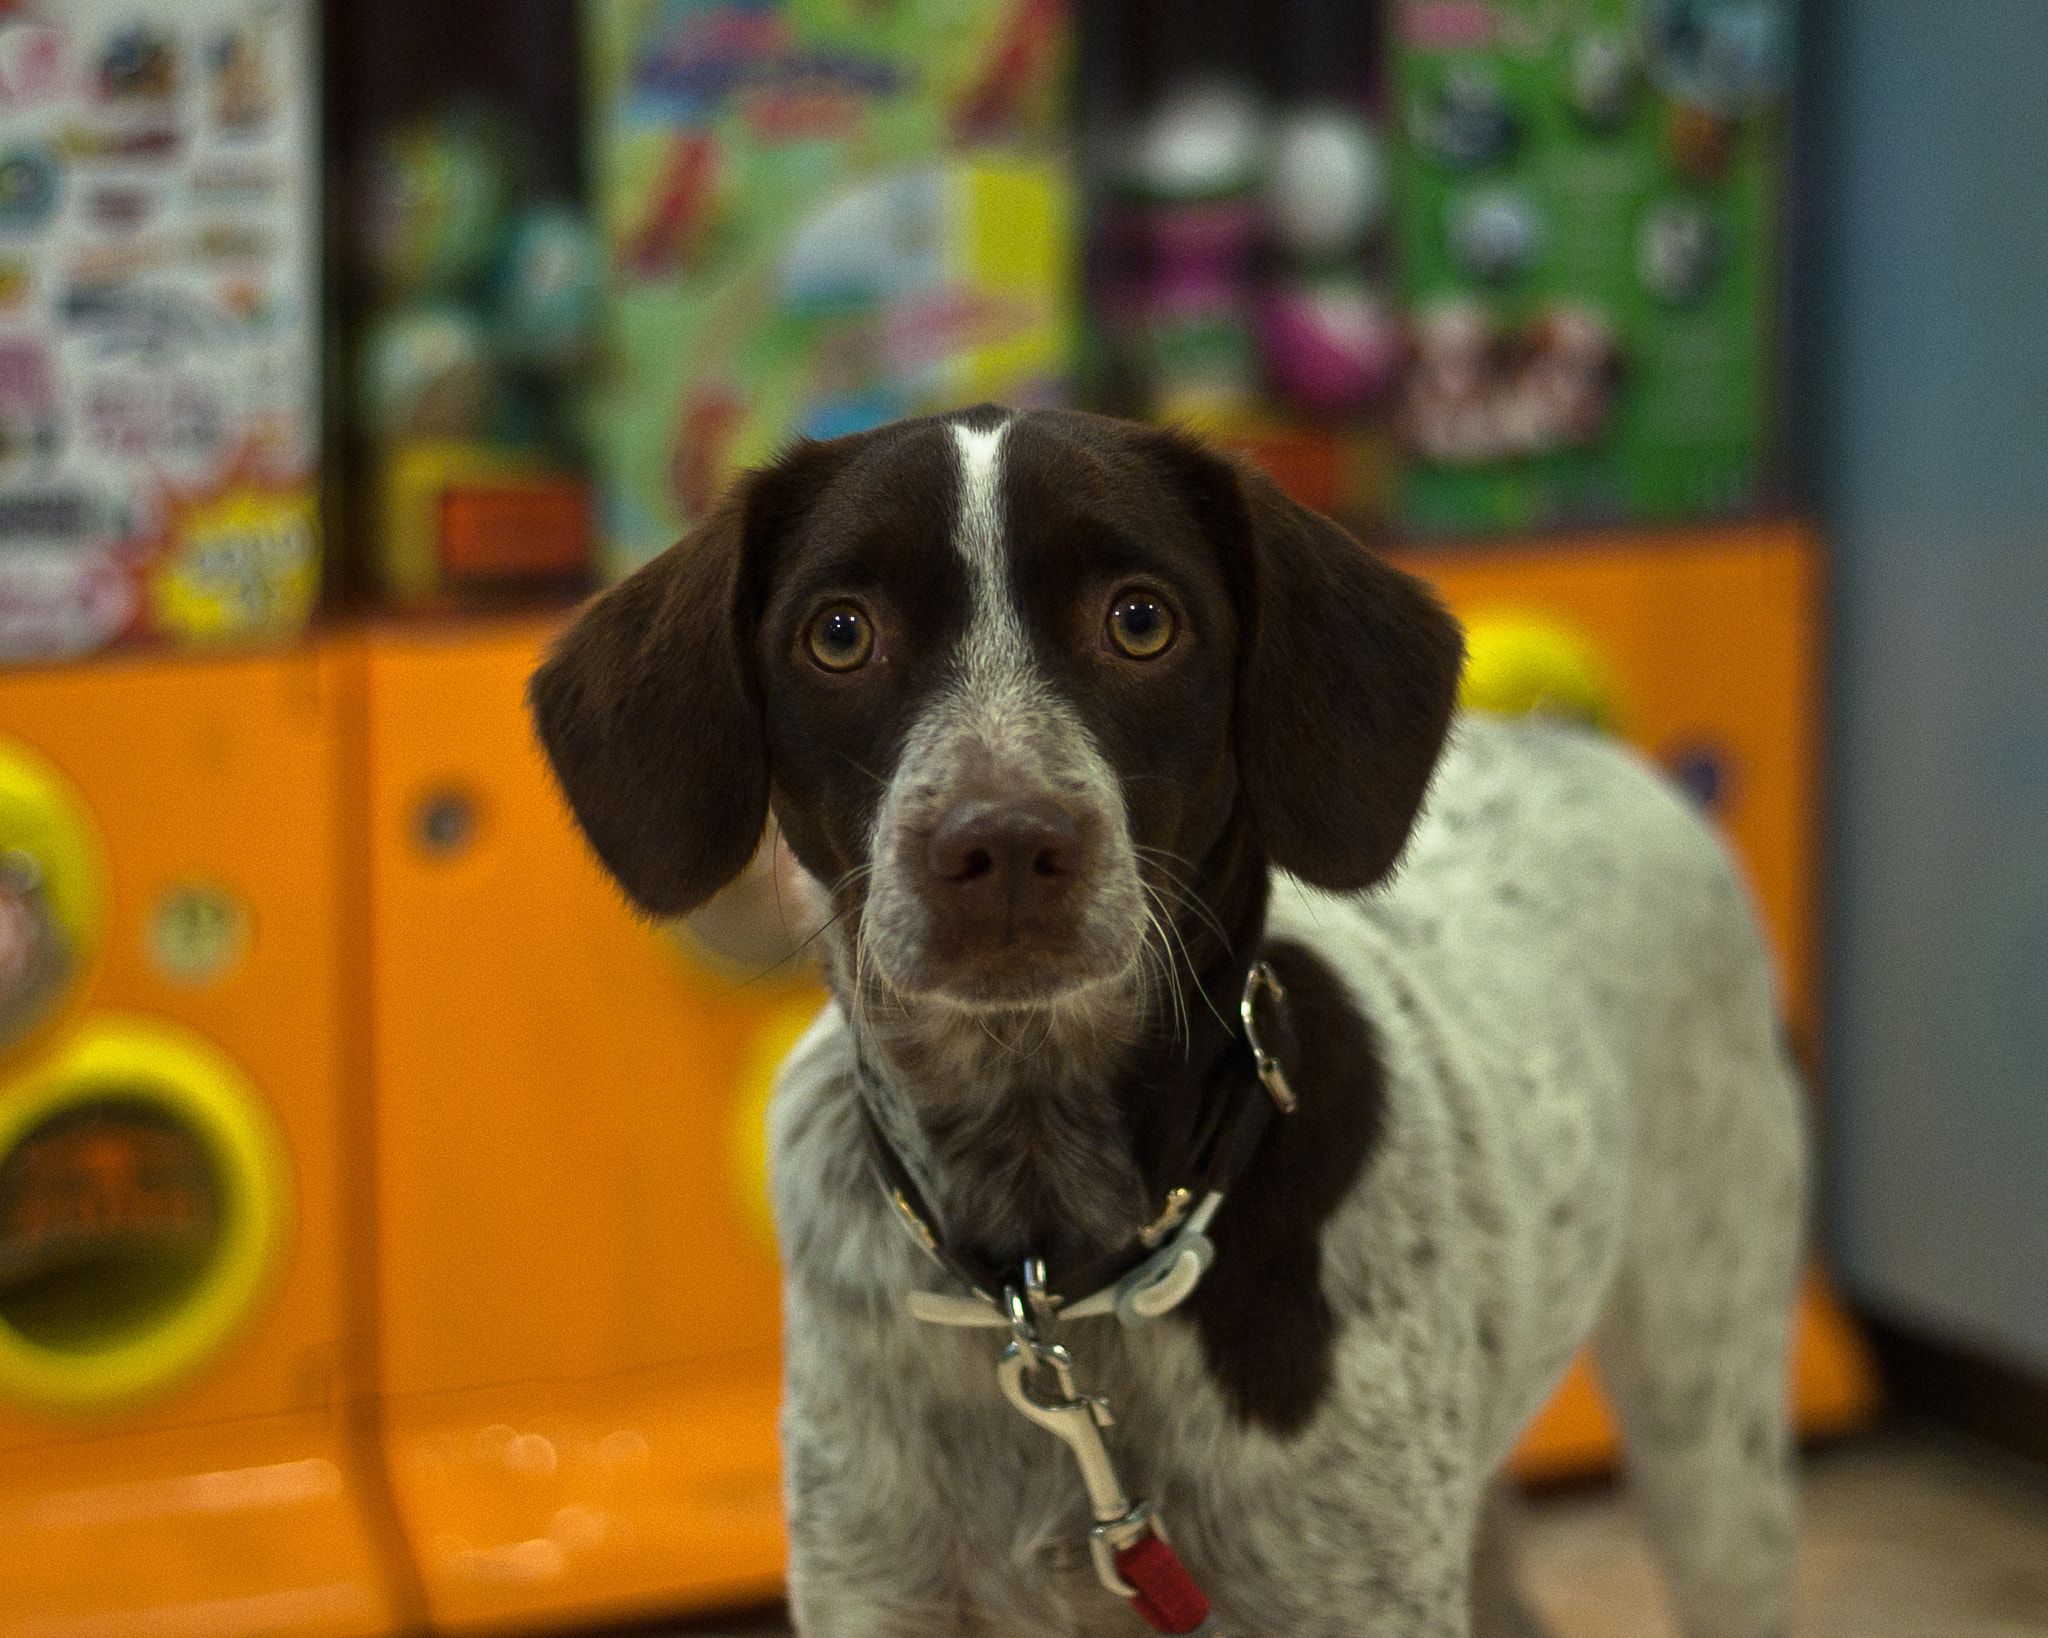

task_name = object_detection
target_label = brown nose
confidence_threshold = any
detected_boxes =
[927,796,1083,927]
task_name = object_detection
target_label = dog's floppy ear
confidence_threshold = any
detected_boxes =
[528,501,763,916]
[1157,434,1465,891]
[529,438,861,916]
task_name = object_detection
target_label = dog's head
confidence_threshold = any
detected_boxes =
[531,407,1461,1018]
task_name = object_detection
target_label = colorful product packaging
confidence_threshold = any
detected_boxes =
[1103,82,1405,534]
[1392,0,1788,535]
[0,2,319,661]
[355,109,605,606]
[583,0,1076,578]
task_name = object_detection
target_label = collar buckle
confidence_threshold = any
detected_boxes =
[1136,1186,1193,1248]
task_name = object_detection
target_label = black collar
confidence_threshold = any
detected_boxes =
[856,956,1302,1314]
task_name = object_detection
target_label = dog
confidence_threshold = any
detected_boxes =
[529,405,1805,1638]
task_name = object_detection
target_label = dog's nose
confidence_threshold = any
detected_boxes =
[927,797,1082,917]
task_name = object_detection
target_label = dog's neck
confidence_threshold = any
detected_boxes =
[826,813,1272,1281]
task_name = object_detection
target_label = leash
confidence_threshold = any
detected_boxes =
[861,959,1301,1637]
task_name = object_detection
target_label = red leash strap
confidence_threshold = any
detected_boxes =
[1115,1529,1215,1636]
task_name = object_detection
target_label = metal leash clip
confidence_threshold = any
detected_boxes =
[998,1284,1160,1598]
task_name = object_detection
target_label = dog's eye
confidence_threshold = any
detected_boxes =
[807,604,874,671]
[1107,593,1175,660]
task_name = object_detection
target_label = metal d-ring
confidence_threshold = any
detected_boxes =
[1240,960,1297,1113]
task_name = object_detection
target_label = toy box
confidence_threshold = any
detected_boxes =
[582,0,1076,577]
[0,1,320,661]
[1391,0,1787,534]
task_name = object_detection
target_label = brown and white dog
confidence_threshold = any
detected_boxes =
[530,406,1805,1638]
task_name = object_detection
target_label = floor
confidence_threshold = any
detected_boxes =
[643,1428,2048,1637]
[1519,1430,2048,1638]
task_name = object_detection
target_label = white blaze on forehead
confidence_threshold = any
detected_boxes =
[949,419,1030,682]
[855,416,1150,1009]
[952,419,1006,570]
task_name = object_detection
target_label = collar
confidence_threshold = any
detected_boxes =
[858,957,1301,1332]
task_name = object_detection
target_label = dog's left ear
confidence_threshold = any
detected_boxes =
[1160,436,1465,891]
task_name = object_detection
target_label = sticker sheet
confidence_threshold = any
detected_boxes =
[0,0,318,661]
[1393,0,1788,534]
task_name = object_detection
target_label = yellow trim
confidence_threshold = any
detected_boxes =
[1458,612,1624,733]
[726,995,824,1252]
[0,1017,292,1410]
[0,739,108,1067]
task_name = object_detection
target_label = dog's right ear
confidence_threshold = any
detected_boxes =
[529,438,862,917]
[528,502,764,917]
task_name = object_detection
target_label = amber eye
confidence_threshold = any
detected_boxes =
[1107,592,1175,659]
[807,604,874,671]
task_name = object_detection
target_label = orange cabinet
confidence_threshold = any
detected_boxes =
[353,620,811,1631]
[0,650,409,1636]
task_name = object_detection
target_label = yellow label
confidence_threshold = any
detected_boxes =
[149,483,320,642]
[954,158,1073,403]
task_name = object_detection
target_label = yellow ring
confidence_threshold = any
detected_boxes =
[0,1016,291,1410]
[727,994,827,1252]
[0,738,109,1070]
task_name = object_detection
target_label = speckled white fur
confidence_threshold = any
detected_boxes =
[770,715,1805,1638]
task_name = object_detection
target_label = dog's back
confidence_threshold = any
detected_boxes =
[1277,712,1806,1632]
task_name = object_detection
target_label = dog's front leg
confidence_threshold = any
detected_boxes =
[779,1290,1057,1637]
[781,1404,971,1638]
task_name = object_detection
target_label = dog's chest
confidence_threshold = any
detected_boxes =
[784,1285,1450,1638]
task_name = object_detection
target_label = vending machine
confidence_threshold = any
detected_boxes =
[0,649,408,1635]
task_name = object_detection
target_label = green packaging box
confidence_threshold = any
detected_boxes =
[1392,0,1787,535]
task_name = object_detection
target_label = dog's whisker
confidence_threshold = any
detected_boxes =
[761,901,854,981]
[845,904,879,1029]
[1155,893,1200,1051]
[972,1010,1012,1055]
[725,856,879,993]
[769,815,793,948]
[828,860,873,900]
[1133,846,1234,947]
[1142,876,1229,1044]
[1134,864,1233,959]
[1135,896,1178,1046]
[830,749,890,790]
[1138,890,1192,1055]
[1133,907,1167,1038]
